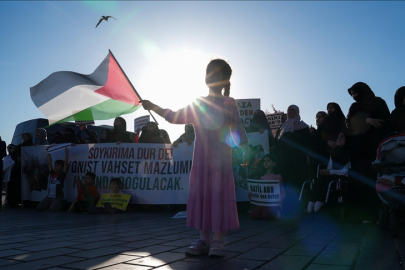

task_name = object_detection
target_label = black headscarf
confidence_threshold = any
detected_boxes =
[394,87,405,109]
[247,110,275,146]
[106,117,132,143]
[330,131,351,170]
[390,86,405,132]
[141,122,165,144]
[321,103,346,141]
[100,129,112,143]
[247,110,271,133]
[346,82,390,135]
[51,131,64,144]
[138,126,148,143]
[21,132,33,146]
[159,129,171,144]
[63,127,80,144]
[12,133,33,163]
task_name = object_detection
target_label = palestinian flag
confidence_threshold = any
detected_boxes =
[77,179,95,208]
[30,50,142,124]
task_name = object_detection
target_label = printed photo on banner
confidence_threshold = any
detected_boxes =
[247,179,281,206]
[96,193,132,211]
[134,115,150,133]
[235,98,260,128]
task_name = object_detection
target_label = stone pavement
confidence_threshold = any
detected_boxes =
[0,207,403,270]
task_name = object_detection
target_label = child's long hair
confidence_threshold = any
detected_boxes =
[208,59,232,97]
[259,153,280,177]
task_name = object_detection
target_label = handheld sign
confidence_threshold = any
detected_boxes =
[247,179,281,206]
[75,120,95,126]
[134,115,150,133]
[96,193,132,211]
[265,112,285,130]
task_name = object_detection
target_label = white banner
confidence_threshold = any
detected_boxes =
[21,143,250,204]
[247,179,281,206]
[236,99,260,128]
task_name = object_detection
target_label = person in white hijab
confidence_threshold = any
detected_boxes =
[275,105,310,216]
[278,105,309,138]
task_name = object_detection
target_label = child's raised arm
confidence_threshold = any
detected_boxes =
[63,147,69,173]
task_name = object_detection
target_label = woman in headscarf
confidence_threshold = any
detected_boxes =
[105,117,132,144]
[347,82,390,161]
[139,122,165,144]
[50,131,64,144]
[390,86,405,132]
[63,127,81,144]
[275,105,310,215]
[159,129,171,144]
[307,111,329,180]
[76,125,99,144]
[322,103,346,151]
[247,110,275,150]
[8,133,33,207]
[347,82,390,223]
[34,128,49,145]
[100,128,112,143]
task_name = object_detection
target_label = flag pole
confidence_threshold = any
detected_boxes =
[108,50,159,125]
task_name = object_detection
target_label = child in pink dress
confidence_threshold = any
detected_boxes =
[249,154,285,220]
[142,59,249,257]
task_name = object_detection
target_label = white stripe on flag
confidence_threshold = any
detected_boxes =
[38,85,109,124]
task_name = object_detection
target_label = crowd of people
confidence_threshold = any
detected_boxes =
[243,83,405,224]
[1,57,404,257]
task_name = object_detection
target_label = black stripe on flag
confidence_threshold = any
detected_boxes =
[30,54,110,108]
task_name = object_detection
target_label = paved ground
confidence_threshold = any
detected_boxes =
[0,205,404,270]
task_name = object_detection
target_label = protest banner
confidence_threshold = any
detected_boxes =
[265,112,284,130]
[134,115,150,133]
[21,142,250,204]
[235,99,260,128]
[247,179,281,206]
[96,193,132,211]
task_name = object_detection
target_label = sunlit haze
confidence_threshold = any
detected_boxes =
[1,1,404,145]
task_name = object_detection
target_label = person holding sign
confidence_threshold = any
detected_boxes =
[90,178,127,214]
[246,110,275,151]
[249,154,285,220]
[142,59,249,257]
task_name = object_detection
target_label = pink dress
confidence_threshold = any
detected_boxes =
[163,96,248,232]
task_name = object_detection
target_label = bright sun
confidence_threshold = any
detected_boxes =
[139,49,212,110]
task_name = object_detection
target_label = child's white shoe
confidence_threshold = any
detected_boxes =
[208,240,225,257]
[185,239,209,256]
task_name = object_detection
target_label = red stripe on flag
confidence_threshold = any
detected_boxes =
[77,179,85,201]
[95,54,141,105]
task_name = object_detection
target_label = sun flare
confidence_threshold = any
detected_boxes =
[139,49,211,110]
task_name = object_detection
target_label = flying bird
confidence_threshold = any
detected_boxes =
[96,16,116,28]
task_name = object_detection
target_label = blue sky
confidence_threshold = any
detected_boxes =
[1,1,404,145]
